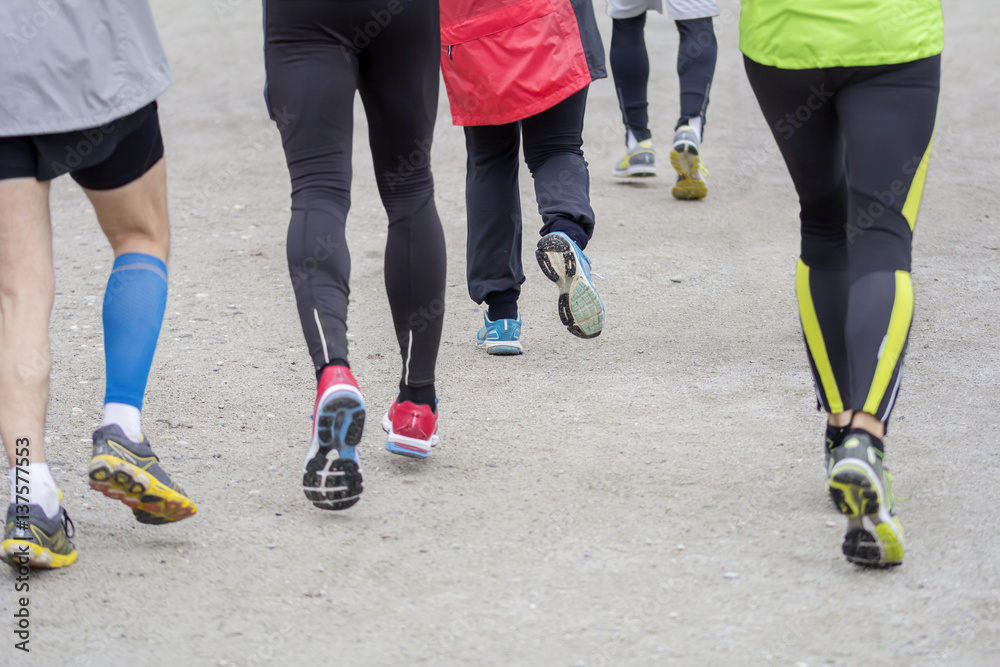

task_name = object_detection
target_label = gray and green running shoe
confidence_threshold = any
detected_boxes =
[1,502,77,569]
[88,424,197,525]
[827,432,904,567]
[612,140,657,178]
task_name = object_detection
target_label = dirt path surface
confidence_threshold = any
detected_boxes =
[6,1,1000,665]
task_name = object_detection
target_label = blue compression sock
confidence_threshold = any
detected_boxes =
[103,253,168,410]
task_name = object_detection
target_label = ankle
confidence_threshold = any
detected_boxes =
[398,382,436,411]
[316,360,350,383]
[485,289,518,322]
[850,411,885,440]
[827,410,853,428]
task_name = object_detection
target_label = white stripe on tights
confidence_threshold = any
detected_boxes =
[404,329,413,385]
[313,308,329,364]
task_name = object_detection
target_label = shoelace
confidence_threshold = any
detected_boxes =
[62,509,75,539]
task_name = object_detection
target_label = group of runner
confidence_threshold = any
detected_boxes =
[0,0,944,570]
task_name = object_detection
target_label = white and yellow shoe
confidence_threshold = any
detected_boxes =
[670,125,708,200]
[612,140,657,178]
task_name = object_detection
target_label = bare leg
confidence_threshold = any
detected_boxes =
[0,179,54,467]
[851,411,885,439]
[84,158,170,261]
[84,157,170,439]
[828,410,853,428]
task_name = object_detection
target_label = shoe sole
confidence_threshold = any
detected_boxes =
[304,391,365,510]
[828,460,904,567]
[612,164,657,178]
[381,414,437,459]
[478,339,523,355]
[535,234,604,339]
[89,456,198,524]
[670,150,707,200]
[1,539,77,569]
[486,344,522,355]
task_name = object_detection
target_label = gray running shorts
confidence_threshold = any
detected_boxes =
[605,0,719,20]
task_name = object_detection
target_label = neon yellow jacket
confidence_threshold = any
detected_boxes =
[740,0,943,69]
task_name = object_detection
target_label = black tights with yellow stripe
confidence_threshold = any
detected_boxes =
[745,55,940,423]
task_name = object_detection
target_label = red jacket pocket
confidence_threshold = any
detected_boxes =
[441,0,592,126]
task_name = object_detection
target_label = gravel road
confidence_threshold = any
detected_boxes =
[5,1,1000,665]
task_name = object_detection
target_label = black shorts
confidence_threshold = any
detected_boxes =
[0,102,164,190]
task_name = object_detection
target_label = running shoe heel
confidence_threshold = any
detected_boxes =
[670,125,708,200]
[303,389,365,511]
[2,503,77,569]
[535,232,604,339]
[383,400,438,459]
[827,433,904,567]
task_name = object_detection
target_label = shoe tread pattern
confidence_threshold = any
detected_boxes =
[827,460,903,567]
[535,235,603,339]
[670,150,707,200]
[89,454,197,524]
[303,395,365,510]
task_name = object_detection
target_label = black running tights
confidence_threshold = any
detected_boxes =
[610,15,716,142]
[264,0,446,392]
[745,55,939,423]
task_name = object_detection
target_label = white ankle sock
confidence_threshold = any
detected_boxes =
[686,117,703,143]
[9,463,60,519]
[626,129,640,151]
[103,402,142,442]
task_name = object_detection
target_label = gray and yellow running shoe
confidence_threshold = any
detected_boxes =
[612,140,657,178]
[88,424,197,524]
[670,125,708,200]
[827,432,904,566]
[1,501,77,569]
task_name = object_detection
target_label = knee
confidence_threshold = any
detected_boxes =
[612,15,646,41]
[677,18,717,68]
[0,268,55,313]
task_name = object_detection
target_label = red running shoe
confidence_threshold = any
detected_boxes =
[381,400,438,459]
[303,365,365,510]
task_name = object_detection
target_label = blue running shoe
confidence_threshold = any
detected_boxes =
[535,232,604,338]
[303,365,365,510]
[476,313,523,355]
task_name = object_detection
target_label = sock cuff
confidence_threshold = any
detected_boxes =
[112,253,168,282]
[848,427,885,454]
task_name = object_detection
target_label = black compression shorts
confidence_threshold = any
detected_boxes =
[0,101,164,190]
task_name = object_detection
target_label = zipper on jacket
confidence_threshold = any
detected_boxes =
[448,45,453,59]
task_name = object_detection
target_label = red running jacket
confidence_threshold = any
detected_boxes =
[440,0,606,126]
